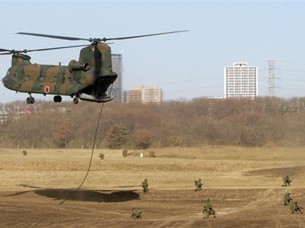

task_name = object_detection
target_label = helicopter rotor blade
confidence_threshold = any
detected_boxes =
[17,32,89,41]
[104,30,189,41]
[0,48,11,52]
[17,30,189,43]
[25,44,88,53]
[0,45,87,56]
[0,48,18,55]
[0,52,12,55]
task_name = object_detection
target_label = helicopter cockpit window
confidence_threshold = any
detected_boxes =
[13,73,17,81]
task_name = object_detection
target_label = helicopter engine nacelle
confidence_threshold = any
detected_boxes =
[68,60,89,72]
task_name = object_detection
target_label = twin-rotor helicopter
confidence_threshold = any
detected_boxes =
[0,30,187,104]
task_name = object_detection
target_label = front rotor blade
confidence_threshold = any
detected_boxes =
[17,32,89,41]
[104,30,189,41]
[26,44,88,53]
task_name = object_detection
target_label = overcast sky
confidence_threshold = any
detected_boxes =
[1,0,305,103]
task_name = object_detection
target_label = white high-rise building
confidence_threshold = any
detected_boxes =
[224,62,258,99]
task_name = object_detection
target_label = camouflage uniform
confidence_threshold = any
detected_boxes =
[203,199,216,218]
[284,193,293,206]
[194,179,203,191]
[290,201,303,214]
[142,179,149,193]
[131,208,142,219]
[282,175,292,187]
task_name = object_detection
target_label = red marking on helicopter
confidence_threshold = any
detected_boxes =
[44,86,50,93]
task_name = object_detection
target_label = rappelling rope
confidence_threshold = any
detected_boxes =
[58,102,105,207]
[58,85,115,207]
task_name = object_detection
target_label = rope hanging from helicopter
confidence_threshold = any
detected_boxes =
[58,84,114,207]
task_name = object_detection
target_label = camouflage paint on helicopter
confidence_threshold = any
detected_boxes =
[1,30,188,104]
[2,43,117,104]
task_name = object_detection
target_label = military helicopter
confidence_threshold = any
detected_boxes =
[1,30,187,104]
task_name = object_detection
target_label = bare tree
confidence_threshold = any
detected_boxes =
[106,123,129,149]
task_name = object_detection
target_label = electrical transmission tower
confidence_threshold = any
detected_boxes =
[268,60,275,96]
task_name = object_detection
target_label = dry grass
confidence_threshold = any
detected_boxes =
[2,146,305,227]
[0,146,305,192]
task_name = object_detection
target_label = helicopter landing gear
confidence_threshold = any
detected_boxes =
[73,97,79,104]
[26,95,35,104]
[53,95,62,103]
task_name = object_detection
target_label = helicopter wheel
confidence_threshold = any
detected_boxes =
[26,96,35,104]
[53,95,62,103]
[73,97,79,104]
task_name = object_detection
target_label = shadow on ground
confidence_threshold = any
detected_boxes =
[34,189,140,203]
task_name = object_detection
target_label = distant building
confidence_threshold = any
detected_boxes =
[125,85,163,104]
[111,54,123,101]
[224,62,258,99]
[0,105,34,123]
[0,110,9,123]
[125,86,143,103]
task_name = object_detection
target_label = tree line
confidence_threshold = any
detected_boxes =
[1,96,305,149]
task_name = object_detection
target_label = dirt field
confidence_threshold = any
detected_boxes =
[1,146,305,227]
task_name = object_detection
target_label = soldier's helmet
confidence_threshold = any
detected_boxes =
[199,179,201,181]
[144,178,147,181]
[207,199,210,202]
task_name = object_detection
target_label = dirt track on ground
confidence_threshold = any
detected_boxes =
[1,148,305,227]
[1,187,305,227]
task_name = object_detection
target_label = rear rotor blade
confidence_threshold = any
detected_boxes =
[17,32,89,41]
[105,30,189,41]
[17,30,189,43]
[0,48,11,52]
[0,52,12,55]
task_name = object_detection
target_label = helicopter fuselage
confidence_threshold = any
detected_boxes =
[3,62,94,96]
[2,42,117,104]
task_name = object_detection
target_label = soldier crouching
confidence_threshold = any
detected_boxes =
[131,208,142,219]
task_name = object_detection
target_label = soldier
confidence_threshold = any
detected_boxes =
[194,178,203,191]
[131,208,142,219]
[282,175,292,187]
[203,199,216,218]
[284,193,293,206]
[290,201,303,214]
[142,178,149,193]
